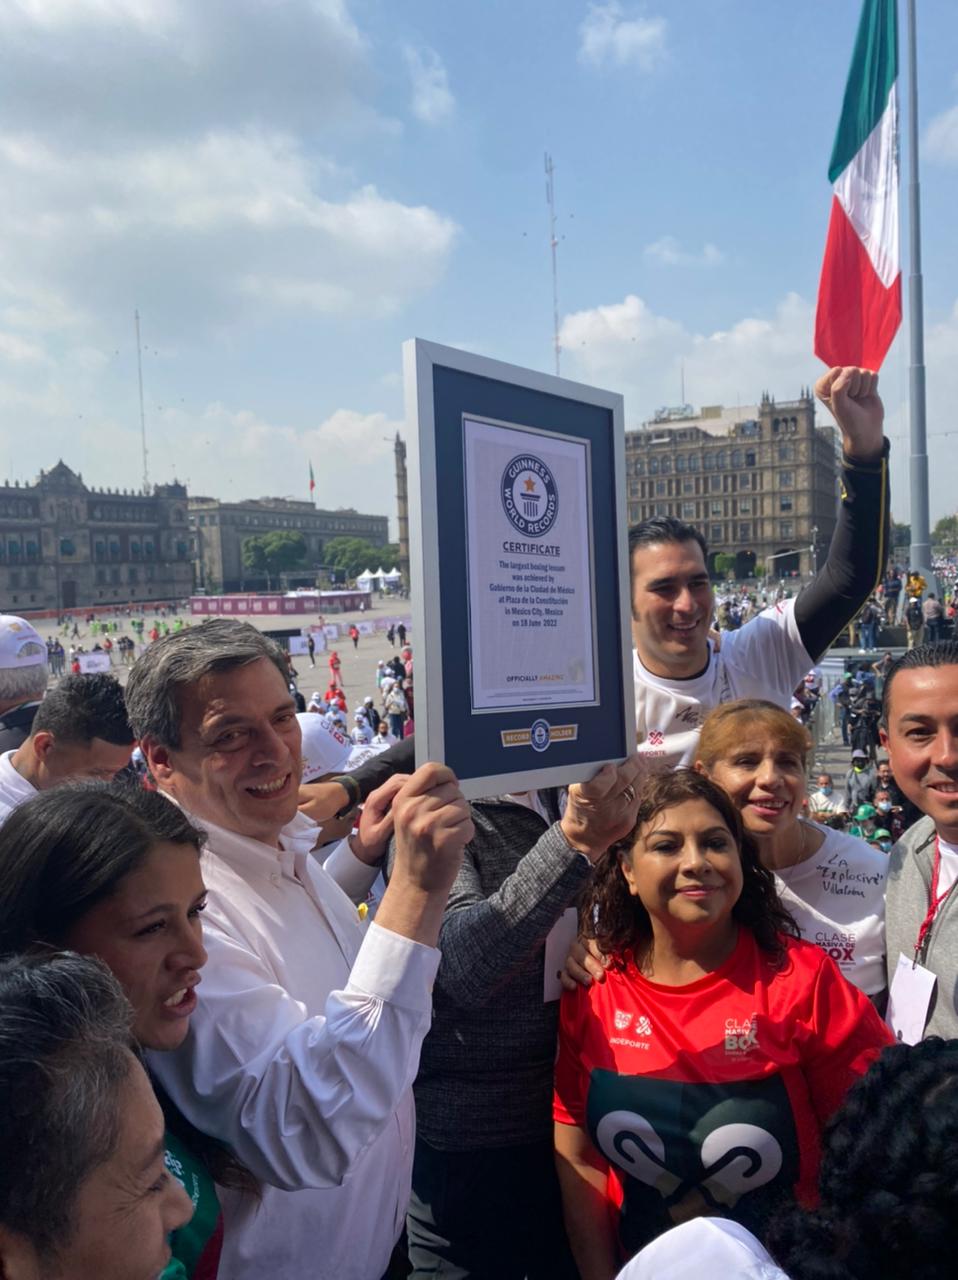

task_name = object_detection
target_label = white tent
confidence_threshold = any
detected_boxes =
[374,566,388,578]
[355,567,375,583]
[383,566,403,581]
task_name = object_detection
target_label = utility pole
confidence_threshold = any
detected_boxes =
[906,0,930,577]
[134,310,150,495]
[544,153,561,376]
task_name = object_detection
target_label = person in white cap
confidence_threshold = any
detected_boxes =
[0,615,49,753]
[350,712,372,746]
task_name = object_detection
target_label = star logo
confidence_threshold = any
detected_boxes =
[523,475,537,493]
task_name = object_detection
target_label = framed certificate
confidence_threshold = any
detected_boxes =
[403,338,634,799]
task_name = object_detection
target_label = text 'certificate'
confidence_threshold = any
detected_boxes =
[463,416,598,712]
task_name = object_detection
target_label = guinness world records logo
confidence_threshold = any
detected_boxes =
[501,454,559,537]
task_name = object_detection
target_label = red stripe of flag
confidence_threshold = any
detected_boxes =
[814,195,901,370]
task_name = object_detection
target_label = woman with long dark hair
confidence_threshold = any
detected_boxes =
[0,782,250,1279]
[553,769,891,1280]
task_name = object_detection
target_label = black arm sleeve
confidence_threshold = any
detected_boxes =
[794,440,890,663]
[347,735,416,801]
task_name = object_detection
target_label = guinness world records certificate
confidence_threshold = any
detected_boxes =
[463,417,597,712]
[404,338,634,799]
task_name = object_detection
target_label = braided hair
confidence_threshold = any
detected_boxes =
[768,1038,958,1279]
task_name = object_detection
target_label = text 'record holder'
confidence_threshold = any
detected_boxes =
[403,338,635,799]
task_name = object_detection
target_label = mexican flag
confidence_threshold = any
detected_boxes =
[309,460,316,496]
[814,0,901,371]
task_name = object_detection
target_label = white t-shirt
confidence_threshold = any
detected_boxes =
[634,598,813,769]
[0,749,37,826]
[936,836,958,898]
[808,788,847,815]
[774,821,888,996]
[616,1217,788,1279]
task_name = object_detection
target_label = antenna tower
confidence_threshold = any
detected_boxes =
[134,309,150,494]
[544,153,561,376]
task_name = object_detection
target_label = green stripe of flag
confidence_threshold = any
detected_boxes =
[827,0,898,183]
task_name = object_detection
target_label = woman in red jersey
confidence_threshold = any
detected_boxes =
[553,770,892,1280]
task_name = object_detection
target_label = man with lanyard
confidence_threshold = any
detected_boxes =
[884,642,958,1041]
[631,366,889,769]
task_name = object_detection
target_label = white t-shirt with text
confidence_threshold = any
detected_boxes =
[775,821,888,996]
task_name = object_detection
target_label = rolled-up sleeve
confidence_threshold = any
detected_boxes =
[149,921,438,1192]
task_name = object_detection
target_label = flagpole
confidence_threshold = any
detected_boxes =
[906,0,931,577]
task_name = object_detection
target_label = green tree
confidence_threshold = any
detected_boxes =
[933,515,958,548]
[242,531,307,588]
[891,519,911,549]
[713,553,736,578]
[322,537,397,580]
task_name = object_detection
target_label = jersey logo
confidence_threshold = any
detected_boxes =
[647,730,664,746]
[614,1010,632,1030]
[634,1015,652,1036]
[724,1014,759,1055]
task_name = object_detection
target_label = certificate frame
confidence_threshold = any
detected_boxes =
[403,337,634,799]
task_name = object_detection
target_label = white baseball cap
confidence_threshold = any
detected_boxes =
[0,615,47,669]
[297,712,352,782]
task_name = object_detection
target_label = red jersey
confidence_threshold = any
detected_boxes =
[554,930,891,1256]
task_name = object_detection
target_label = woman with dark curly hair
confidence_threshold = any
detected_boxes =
[553,770,892,1280]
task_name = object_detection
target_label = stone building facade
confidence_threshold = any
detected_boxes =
[624,391,839,579]
[0,461,192,613]
[190,496,389,593]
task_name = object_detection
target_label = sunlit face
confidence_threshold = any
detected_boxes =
[65,842,207,1052]
[699,729,806,837]
[630,540,714,679]
[618,798,744,933]
[881,665,958,842]
[144,658,302,847]
[7,1057,193,1280]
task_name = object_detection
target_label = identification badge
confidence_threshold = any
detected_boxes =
[886,951,937,1044]
[542,908,579,1003]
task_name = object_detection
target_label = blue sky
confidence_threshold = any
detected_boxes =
[1,0,956,530]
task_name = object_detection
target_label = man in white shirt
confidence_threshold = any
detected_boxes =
[631,366,889,769]
[0,673,134,824]
[126,619,473,1280]
[808,771,847,819]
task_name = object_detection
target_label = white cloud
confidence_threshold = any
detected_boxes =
[578,3,667,72]
[925,103,958,165]
[559,289,958,524]
[644,236,725,267]
[404,45,455,125]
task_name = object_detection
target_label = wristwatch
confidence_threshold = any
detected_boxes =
[330,773,361,821]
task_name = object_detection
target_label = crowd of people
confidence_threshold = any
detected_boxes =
[2,366,958,1280]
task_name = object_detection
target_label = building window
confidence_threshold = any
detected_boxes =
[198,516,206,527]
[738,522,751,541]
[660,457,672,474]
[779,471,794,488]
[711,501,722,516]
[703,453,715,471]
[682,502,695,519]
[655,503,667,516]
[676,454,687,472]
[689,454,700,471]
[683,479,694,494]
[780,521,793,538]
[711,524,722,542]
[129,568,138,584]
[715,451,727,469]
[656,480,666,496]
[731,449,743,468]
[710,475,721,492]
[780,496,793,512]
[745,450,756,467]
[739,499,751,514]
[58,539,75,556]
[648,457,659,475]
[779,443,795,461]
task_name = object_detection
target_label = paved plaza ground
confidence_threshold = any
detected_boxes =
[32,595,413,714]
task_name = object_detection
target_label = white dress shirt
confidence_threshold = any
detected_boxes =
[149,810,439,1280]
[0,749,37,825]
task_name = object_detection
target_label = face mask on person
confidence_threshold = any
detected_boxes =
[879,840,892,853]
[877,801,892,813]
[819,785,833,796]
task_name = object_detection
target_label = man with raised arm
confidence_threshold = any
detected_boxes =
[631,366,890,768]
[126,619,474,1280]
